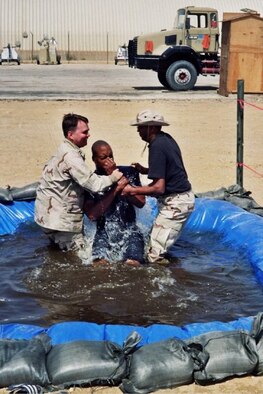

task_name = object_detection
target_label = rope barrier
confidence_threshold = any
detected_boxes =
[237,162,263,178]
[236,98,262,178]
[237,99,263,111]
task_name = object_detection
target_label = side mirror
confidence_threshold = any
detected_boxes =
[185,17,190,29]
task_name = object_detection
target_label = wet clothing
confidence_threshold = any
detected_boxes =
[35,139,119,250]
[148,190,195,262]
[87,166,145,263]
[147,132,195,263]
[43,229,86,252]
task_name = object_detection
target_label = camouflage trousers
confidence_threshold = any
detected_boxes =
[43,228,86,252]
[148,190,195,263]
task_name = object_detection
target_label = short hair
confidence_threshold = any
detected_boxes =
[62,113,89,137]
[91,140,110,158]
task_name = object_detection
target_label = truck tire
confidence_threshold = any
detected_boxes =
[157,71,171,89]
[166,60,197,91]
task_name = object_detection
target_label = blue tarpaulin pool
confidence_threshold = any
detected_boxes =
[0,197,263,343]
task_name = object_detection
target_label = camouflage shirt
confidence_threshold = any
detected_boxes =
[34,139,118,233]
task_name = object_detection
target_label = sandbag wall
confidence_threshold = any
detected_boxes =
[1,313,263,392]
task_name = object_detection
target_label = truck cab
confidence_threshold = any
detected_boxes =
[128,6,220,90]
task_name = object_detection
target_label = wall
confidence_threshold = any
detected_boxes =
[1,0,263,62]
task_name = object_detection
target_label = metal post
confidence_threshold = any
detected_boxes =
[30,31,34,62]
[67,31,70,62]
[237,79,244,187]
[106,32,109,64]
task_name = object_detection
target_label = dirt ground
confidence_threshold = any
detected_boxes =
[0,375,263,394]
[0,98,262,205]
[0,97,263,393]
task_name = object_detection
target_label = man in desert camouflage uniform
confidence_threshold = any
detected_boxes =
[122,110,195,264]
[34,113,123,251]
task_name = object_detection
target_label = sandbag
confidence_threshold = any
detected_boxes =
[187,330,258,384]
[195,187,227,200]
[120,338,201,394]
[47,331,141,387]
[9,182,38,201]
[250,312,263,375]
[196,184,263,217]
[0,333,51,387]
[0,187,13,202]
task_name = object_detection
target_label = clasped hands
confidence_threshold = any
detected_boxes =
[116,176,137,197]
[102,158,137,195]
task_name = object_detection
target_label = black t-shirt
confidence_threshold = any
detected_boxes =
[148,132,191,194]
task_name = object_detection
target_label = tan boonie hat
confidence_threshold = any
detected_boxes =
[130,109,170,126]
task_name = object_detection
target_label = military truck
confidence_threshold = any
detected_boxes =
[128,6,220,90]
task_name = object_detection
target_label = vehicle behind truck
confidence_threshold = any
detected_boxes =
[128,6,220,90]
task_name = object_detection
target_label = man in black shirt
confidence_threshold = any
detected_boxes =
[121,110,195,264]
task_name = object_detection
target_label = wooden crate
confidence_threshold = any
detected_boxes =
[219,13,263,95]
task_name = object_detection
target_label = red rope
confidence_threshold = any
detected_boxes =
[237,162,263,178]
[237,99,263,111]
[236,99,262,177]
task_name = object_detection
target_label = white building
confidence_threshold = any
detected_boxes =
[0,0,262,61]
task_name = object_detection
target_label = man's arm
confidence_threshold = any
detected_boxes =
[84,176,129,221]
[126,193,145,209]
[131,162,149,175]
[67,151,123,193]
[121,178,165,197]
[84,186,117,221]
[121,166,146,208]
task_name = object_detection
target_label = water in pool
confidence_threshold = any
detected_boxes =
[0,213,263,327]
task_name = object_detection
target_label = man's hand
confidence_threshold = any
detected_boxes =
[103,158,117,175]
[121,184,136,196]
[131,162,148,175]
[115,176,129,193]
[111,168,123,181]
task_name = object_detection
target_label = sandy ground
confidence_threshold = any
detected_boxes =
[0,98,262,205]
[0,65,263,393]
[0,375,263,394]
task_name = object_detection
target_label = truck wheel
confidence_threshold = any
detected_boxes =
[157,71,170,89]
[166,61,197,91]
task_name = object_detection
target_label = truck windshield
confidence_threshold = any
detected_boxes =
[174,9,208,29]
[186,13,208,28]
[175,9,185,29]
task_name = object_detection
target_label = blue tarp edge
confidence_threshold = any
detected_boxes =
[0,198,262,344]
